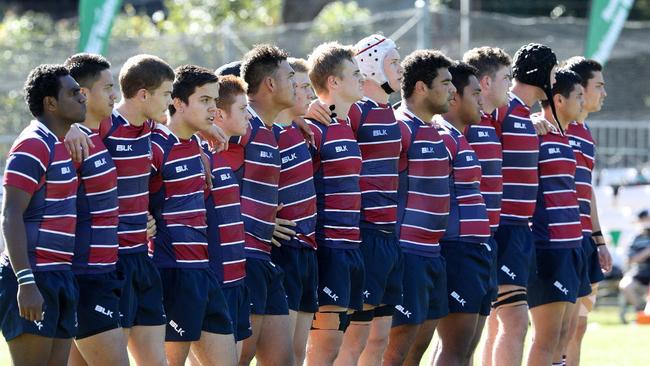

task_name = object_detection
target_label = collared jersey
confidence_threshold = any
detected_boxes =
[221,109,280,261]
[436,117,491,244]
[3,120,78,271]
[204,146,246,286]
[396,108,450,257]
[492,93,539,225]
[566,121,595,234]
[308,117,363,249]
[464,112,503,232]
[73,124,119,274]
[100,111,154,255]
[149,125,209,269]
[272,122,317,249]
[348,98,401,231]
[531,115,583,249]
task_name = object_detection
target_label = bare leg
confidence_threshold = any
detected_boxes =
[492,304,529,366]
[334,306,373,366]
[465,315,487,366]
[126,325,167,366]
[481,311,498,366]
[306,306,348,366]
[74,328,129,366]
[68,341,88,366]
[191,331,237,366]
[8,333,55,366]
[253,314,294,366]
[47,338,73,366]
[293,311,315,366]
[406,319,437,366]
[434,313,480,366]
[527,302,570,366]
[383,323,420,366]
[358,315,392,366]
[239,315,263,366]
[164,341,191,366]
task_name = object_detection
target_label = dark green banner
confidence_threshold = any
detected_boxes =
[585,0,634,64]
[78,0,123,54]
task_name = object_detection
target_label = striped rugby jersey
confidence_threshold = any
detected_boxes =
[3,120,78,271]
[531,115,582,249]
[396,107,450,257]
[436,117,491,244]
[348,98,401,231]
[272,122,317,249]
[73,124,119,274]
[205,146,246,286]
[307,117,363,249]
[465,112,503,232]
[149,124,209,269]
[221,108,280,261]
[100,111,154,255]
[566,121,595,234]
[492,93,539,225]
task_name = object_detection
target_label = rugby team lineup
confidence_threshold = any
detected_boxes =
[0,32,614,366]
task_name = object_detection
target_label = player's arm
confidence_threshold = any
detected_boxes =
[199,124,229,153]
[64,123,95,162]
[272,203,297,247]
[591,187,613,272]
[1,186,44,321]
[305,100,332,126]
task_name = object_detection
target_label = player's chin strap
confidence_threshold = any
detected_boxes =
[545,86,564,135]
[381,82,395,95]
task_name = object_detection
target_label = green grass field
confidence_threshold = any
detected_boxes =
[0,306,648,365]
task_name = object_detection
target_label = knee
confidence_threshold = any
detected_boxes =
[366,332,389,351]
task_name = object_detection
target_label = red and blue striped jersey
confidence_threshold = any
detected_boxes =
[100,111,153,255]
[566,121,595,234]
[531,116,582,249]
[72,124,119,274]
[436,117,491,244]
[204,147,246,286]
[492,93,539,225]
[3,120,78,271]
[272,123,317,249]
[348,98,401,231]
[465,112,503,232]
[396,108,450,257]
[149,125,208,268]
[308,117,363,249]
[221,109,280,261]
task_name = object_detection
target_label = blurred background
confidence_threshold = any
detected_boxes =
[0,1,649,363]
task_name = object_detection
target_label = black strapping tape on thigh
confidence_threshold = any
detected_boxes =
[492,293,528,308]
[373,305,395,318]
[311,311,349,331]
[349,309,374,322]
[497,288,525,298]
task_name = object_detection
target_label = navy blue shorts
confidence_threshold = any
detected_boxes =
[160,268,233,341]
[359,228,404,306]
[528,247,585,308]
[116,252,165,328]
[271,245,319,313]
[316,246,365,311]
[487,236,499,302]
[245,259,289,315]
[494,224,536,288]
[582,234,604,284]
[392,253,448,326]
[75,271,123,339]
[441,241,492,315]
[0,265,78,341]
[222,282,251,341]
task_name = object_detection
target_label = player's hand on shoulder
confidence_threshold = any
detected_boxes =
[64,123,95,162]
[532,118,556,136]
[306,100,332,126]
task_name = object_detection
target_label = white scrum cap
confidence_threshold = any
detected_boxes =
[354,34,397,86]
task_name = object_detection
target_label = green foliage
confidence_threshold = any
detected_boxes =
[163,0,282,32]
[311,1,371,38]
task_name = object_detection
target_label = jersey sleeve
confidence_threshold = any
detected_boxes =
[347,103,363,136]
[398,120,411,173]
[3,138,50,194]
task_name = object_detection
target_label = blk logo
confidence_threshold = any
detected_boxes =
[323,287,339,301]
[372,129,388,137]
[335,145,348,153]
[451,291,467,307]
[94,157,107,168]
[514,122,527,129]
[61,166,72,174]
[501,265,516,280]
[95,304,113,318]
[554,281,569,295]
[395,305,412,318]
[220,173,231,181]
[169,320,186,336]
[116,145,133,152]
[363,290,371,299]
[548,147,561,154]
[478,131,489,138]
[175,165,188,173]
[421,147,435,154]
[282,153,298,164]
[260,151,274,159]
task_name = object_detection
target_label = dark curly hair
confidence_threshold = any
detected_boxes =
[24,64,70,117]
[64,53,111,89]
[240,44,289,95]
[449,61,479,96]
[169,64,219,116]
[401,49,453,99]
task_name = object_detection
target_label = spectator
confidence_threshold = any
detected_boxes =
[619,210,650,313]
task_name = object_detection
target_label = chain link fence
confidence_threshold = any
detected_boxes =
[1,4,649,173]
